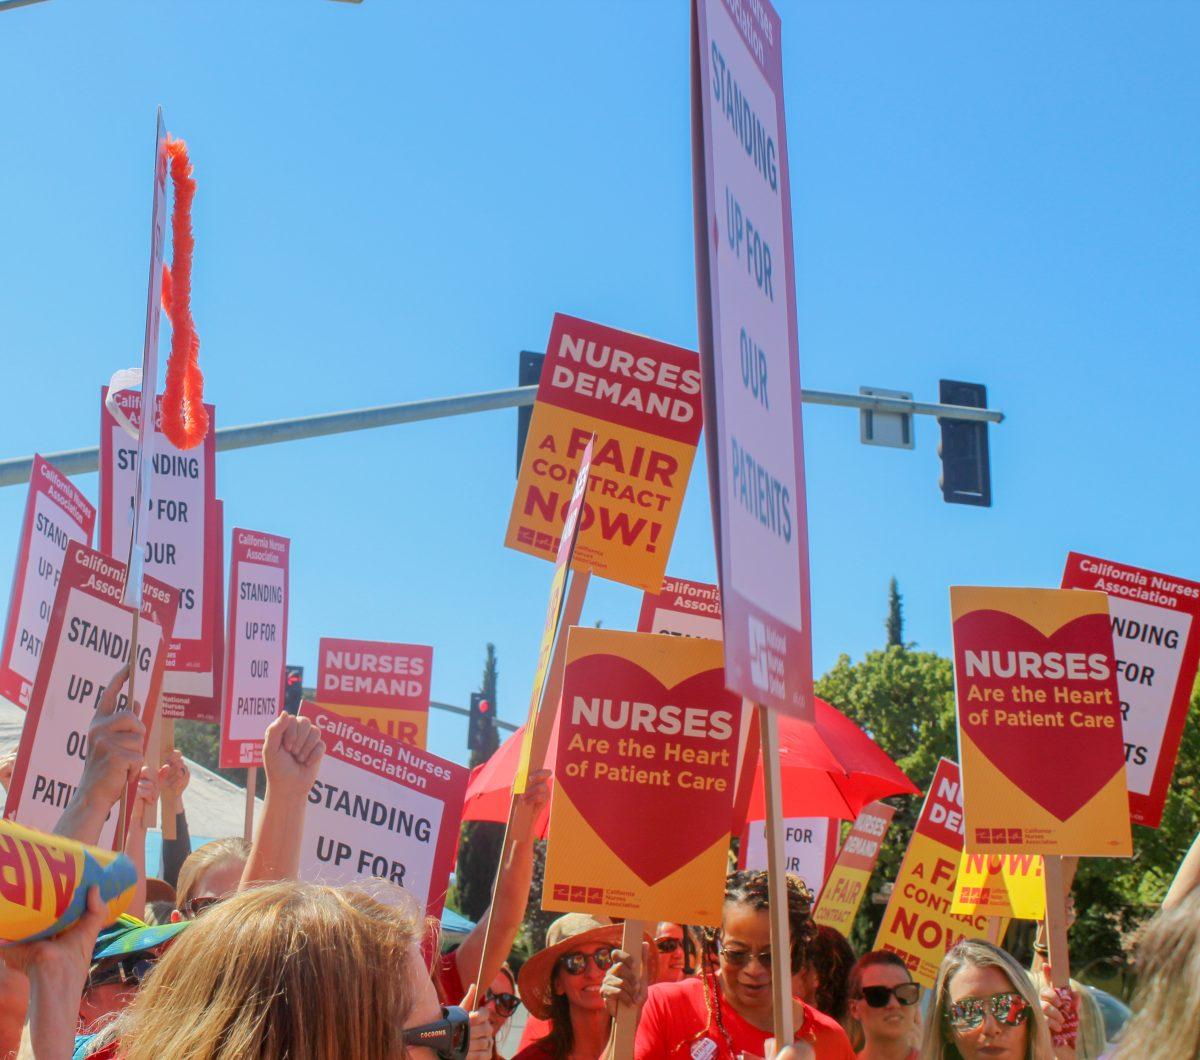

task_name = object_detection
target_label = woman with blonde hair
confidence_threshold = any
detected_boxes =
[920,939,1055,1060]
[172,836,252,920]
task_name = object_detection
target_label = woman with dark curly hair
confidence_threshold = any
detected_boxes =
[601,870,856,1058]
[795,925,857,1030]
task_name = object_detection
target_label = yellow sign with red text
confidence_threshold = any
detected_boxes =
[506,314,702,592]
[951,851,1046,920]
[543,629,742,925]
[951,587,1132,856]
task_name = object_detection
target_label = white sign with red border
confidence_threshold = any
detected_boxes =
[100,389,218,676]
[740,816,837,897]
[3,542,178,847]
[297,703,468,918]
[0,456,96,708]
[219,529,289,768]
[1062,552,1200,828]
[637,576,723,640]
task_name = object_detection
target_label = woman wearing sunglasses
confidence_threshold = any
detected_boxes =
[847,951,921,1059]
[514,913,656,1060]
[602,870,856,1058]
[652,923,688,984]
[481,963,521,1057]
[921,939,1055,1060]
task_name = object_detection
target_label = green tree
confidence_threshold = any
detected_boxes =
[454,644,505,921]
[815,645,957,953]
[885,577,904,648]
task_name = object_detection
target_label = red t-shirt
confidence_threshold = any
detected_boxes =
[439,949,467,1005]
[518,1014,553,1049]
[511,1041,557,1060]
[634,978,855,1060]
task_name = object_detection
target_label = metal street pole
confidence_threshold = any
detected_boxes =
[0,383,1003,489]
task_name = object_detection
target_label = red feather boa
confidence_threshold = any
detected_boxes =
[159,136,208,450]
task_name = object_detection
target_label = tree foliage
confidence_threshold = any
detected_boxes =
[886,577,904,648]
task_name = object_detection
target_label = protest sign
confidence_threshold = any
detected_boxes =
[297,703,467,918]
[0,456,96,708]
[637,576,723,640]
[505,314,702,592]
[543,628,742,925]
[160,498,223,722]
[951,851,1046,920]
[692,0,812,718]
[219,529,289,769]
[814,801,895,936]
[315,637,433,748]
[513,437,594,795]
[875,759,998,987]
[100,390,217,679]
[4,543,178,848]
[951,586,1133,856]
[0,818,137,943]
[1062,553,1200,828]
[739,816,836,895]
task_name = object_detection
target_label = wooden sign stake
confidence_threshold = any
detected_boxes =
[472,569,591,1004]
[756,702,795,1046]
[160,716,178,840]
[606,918,644,1060]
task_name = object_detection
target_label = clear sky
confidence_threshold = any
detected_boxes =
[1,2,1196,768]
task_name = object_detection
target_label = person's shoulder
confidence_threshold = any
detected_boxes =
[511,1040,556,1060]
[645,976,705,1012]
[800,1001,854,1053]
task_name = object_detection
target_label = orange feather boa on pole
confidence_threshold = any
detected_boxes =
[159,136,208,450]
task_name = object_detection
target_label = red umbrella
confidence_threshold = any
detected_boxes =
[739,698,920,825]
[461,698,917,837]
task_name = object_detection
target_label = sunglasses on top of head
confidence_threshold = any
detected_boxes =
[84,953,159,994]
[858,983,920,1008]
[402,1005,470,1060]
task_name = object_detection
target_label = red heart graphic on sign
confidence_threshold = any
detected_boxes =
[954,610,1124,822]
[556,654,741,887]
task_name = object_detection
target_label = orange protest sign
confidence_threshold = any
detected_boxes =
[315,638,433,749]
[950,586,1133,857]
[814,801,895,937]
[875,760,999,987]
[543,628,742,925]
[951,851,1046,920]
[505,314,702,591]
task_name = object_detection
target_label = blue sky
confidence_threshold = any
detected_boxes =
[1,2,1196,768]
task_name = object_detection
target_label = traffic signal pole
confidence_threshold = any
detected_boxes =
[0,382,1003,489]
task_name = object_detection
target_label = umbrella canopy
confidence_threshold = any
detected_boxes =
[740,698,920,824]
[460,697,916,837]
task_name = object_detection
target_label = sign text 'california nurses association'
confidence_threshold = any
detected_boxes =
[692,0,813,716]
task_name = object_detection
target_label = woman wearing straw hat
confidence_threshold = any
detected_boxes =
[513,913,656,1060]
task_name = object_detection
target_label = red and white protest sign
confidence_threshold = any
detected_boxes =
[219,529,289,768]
[100,389,218,676]
[297,703,468,918]
[315,638,434,748]
[160,499,224,722]
[692,0,813,717]
[815,801,896,937]
[637,576,723,641]
[739,816,836,896]
[1,456,96,708]
[4,543,178,848]
[1062,553,1200,828]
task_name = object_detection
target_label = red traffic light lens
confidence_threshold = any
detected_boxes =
[479,699,490,713]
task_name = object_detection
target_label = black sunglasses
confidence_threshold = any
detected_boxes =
[484,989,521,1017]
[558,946,615,976]
[181,894,223,919]
[402,1005,470,1060]
[717,941,772,969]
[84,954,158,994]
[859,983,920,1008]
[655,937,683,954]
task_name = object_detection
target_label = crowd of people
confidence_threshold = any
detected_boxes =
[1,664,1197,1059]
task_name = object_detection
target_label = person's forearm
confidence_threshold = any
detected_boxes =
[124,825,149,919]
[162,810,191,888]
[1163,830,1200,910]
[53,786,111,846]
[240,791,305,887]
[22,966,83,1060]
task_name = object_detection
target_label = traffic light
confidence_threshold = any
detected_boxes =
[284,666,304,714]
[468,692,495,754]
[516,350,546,474]
[937,380,992,507]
